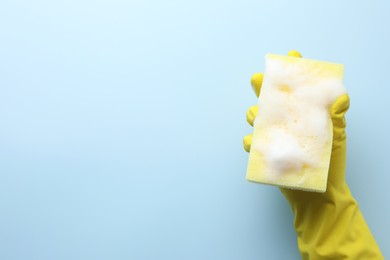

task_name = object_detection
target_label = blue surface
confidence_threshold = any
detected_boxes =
[1,0,389,259]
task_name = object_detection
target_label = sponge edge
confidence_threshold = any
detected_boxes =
[246,54,346,193]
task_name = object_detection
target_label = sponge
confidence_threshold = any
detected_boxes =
[246,54,346,192]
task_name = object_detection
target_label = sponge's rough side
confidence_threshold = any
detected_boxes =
[246,54,346,193]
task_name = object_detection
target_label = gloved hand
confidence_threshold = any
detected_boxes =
[244,50,383,259]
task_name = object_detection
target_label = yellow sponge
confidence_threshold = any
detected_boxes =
[246,54,346,192]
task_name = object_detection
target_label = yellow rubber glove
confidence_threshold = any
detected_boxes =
[244,50,384,259]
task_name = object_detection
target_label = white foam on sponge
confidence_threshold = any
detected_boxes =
[260,127,312,178]
[250,54,346,186]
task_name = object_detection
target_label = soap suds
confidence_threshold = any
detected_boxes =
[252,57,346,179]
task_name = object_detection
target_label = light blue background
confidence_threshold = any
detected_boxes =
[1,0,389,259]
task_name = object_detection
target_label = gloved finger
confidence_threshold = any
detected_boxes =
[331,94,350,128]
[243,134,253,153]
[246,105,259,127]
[288,50,302,58]
[250,73,263,97]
